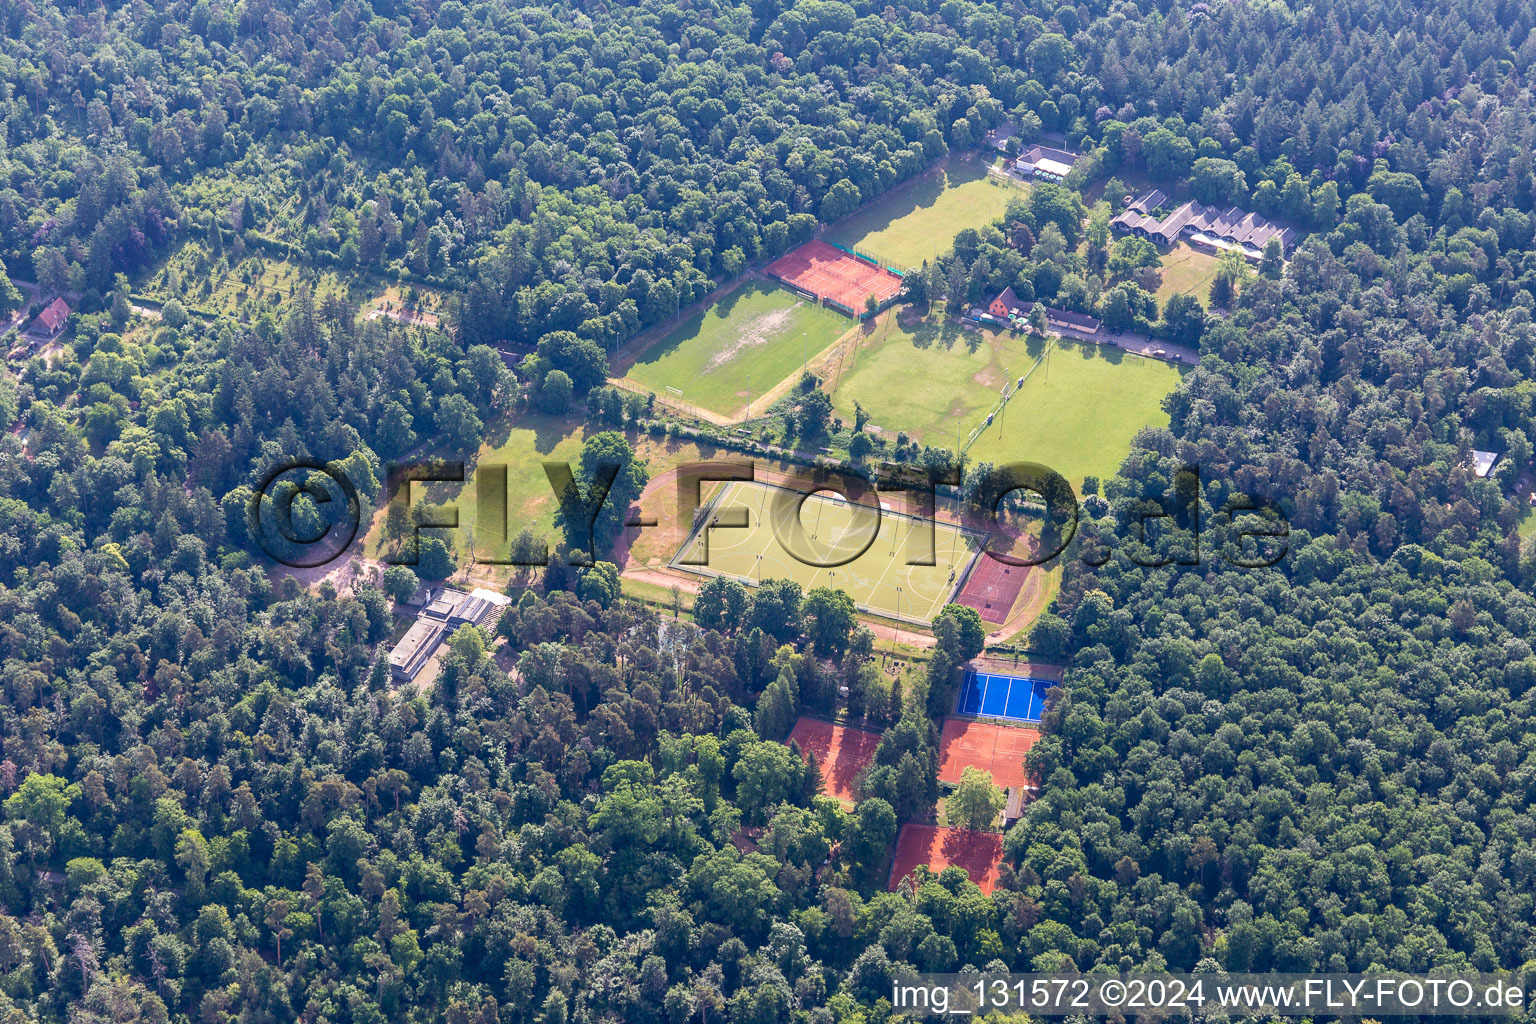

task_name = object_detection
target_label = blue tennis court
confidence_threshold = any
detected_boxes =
[956,671,1051,723]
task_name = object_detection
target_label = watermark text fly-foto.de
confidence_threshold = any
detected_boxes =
[247,457,1290,572]
[890,973,1528,1017]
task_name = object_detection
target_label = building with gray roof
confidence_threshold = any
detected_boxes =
[1112,189,1297,259]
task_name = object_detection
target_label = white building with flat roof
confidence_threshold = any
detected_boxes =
[390,619,446,681]
[1469,449,1500,478]
[1015,145,1080,180]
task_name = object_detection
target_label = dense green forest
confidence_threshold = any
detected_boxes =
[2,0,1536,1021]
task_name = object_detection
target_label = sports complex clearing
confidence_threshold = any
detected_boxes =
[787,717,880,807]
[618,278,849,419]
[357,148,1196,900]
[618,462,1051,638]
[670,478,990,626]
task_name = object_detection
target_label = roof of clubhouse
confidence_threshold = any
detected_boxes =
[1113,189,1298,256]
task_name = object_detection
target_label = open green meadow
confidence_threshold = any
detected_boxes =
[144,244,360,316]
[833,318,1185,488]
[620,280,848,418]
[444,413,590,561]
[363,413,719,573]
[1154,242,1221,306]
[674,479,983,623]
[823,161,1025,270]
[363,411,587,562]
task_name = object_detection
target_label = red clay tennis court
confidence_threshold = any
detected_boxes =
[787,717,881,806]
[938,718,1038,790]
[888,824,1004,894]
[955,554,1029,623]
[765,240,903,313]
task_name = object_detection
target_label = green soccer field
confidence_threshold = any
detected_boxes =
[672,480,984,623]
[832,319,1186,489]
[619,280,849,418]
[962,341,1186,485]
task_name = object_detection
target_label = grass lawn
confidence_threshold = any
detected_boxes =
[446,412,591,561]
[823,160,1025,271]
[674,479,983,623]
[832,316,1185,488]
[362,411,587,562]
[831,316,1028,452]
[619,280,848,418]
[1155,242,1221,306]
[364,411,717,575]
[967,340,1185,485]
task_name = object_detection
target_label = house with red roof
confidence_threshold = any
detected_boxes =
[985,289,1103,335]
[987,287,1026,319]
[36,297,70,336]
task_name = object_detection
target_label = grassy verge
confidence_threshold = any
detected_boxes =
[621,577,696,616]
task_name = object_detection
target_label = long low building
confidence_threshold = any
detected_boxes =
[1112,189,1297,258]
[389,586,511,682]
[390,618,446,681]
[423,587,490,627]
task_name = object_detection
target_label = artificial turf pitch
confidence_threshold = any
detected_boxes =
[671,480,985,623]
